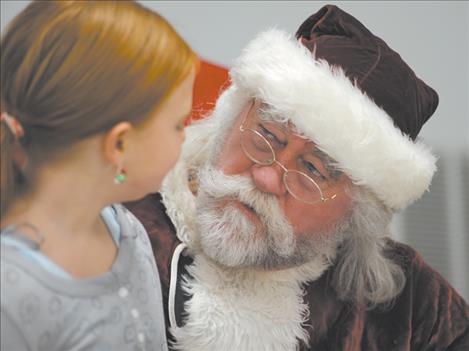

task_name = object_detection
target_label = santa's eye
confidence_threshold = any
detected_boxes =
[258,125,285,148]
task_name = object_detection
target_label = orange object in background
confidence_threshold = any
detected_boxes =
[190,59,229,123]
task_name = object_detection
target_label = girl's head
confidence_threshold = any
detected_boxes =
[1,0,198,216]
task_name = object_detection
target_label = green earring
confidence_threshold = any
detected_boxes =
[114,169,127,184]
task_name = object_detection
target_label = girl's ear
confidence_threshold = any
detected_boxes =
[103,122,133,166]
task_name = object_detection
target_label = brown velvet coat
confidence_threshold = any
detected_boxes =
[125,194,469,351]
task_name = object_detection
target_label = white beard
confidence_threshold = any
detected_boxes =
[171,254,328,351]
[194,165,340,270]
[195,165,295,268]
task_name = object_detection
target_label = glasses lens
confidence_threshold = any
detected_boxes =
[284,171,324,204]
[240,129,274,165]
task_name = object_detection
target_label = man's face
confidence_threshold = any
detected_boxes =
[195,99,353,269]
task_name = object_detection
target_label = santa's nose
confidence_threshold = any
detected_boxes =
[251,163,287,196]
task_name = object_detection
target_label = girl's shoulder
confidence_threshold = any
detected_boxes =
[112,203,159,275]
[112,203,152,250]
[112,204,146,236]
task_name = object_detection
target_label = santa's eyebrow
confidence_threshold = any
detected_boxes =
[256,103,290,128]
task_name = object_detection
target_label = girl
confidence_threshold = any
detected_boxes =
[0,1,197,350]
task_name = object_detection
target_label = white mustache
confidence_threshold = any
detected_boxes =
[198,165,295,256]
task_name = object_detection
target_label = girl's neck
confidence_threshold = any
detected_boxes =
[4,165,111,235]
[1,156,120,278]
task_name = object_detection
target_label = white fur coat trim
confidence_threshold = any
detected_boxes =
[170,254,320,351]
[229,29,436,210]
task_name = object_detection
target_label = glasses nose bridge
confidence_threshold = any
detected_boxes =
[272,158,288,174]
[271,157,291,196]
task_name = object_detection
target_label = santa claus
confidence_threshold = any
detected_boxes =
[126,4,469,350]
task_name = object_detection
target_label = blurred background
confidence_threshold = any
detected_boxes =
[2,1,468,300]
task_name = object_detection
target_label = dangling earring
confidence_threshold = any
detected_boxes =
[114,164,127,184]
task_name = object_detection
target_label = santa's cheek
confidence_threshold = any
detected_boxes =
[287,209,327,235]
[218,156,252,176]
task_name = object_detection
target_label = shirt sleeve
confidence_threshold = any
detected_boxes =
[1,309,31,351]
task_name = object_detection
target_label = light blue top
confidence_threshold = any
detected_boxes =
[1,205,168,351]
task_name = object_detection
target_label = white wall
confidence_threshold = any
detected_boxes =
[2,1,468,299]
[2,1,468,151]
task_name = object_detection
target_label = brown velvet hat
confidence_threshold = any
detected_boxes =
[214,4,439,210]
[296,4,439,140]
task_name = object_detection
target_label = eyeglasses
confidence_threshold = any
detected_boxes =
[239,100,338,205]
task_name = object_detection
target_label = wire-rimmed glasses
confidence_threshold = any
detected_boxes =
[239,100,338,205]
